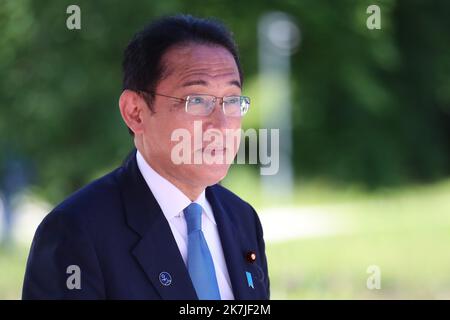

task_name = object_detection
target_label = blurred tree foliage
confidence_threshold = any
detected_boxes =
[0,0,449,203]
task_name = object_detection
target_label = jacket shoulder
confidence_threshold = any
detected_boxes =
[50,166,124,223]
[211,183,254,209]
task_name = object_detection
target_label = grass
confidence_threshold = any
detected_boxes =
[1,174,450,299]
[0,245,28,299]
[263,179,450,299]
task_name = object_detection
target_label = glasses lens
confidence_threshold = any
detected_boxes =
[186,95,214,116]
[223,96,250,117]
[186,95,250,116]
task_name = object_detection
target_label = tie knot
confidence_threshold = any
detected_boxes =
[184,202,203,234]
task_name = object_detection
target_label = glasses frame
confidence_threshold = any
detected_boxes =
[138,90,250,117]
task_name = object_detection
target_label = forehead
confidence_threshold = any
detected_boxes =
[159,43,240,88]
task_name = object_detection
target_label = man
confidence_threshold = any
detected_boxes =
[22,14,269,300]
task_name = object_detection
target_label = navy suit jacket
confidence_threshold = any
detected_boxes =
[22,150,270,299]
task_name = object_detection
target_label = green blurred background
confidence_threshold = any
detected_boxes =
[0,0,449,299]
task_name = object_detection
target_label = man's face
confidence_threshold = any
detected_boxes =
[140,43,242,189]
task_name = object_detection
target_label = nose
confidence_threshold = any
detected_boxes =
[205,99,227,130]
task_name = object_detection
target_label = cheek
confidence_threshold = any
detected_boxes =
[144,114,182,150]
[166,119,197,155]
[228,119,242,148]
[228,117,242,130]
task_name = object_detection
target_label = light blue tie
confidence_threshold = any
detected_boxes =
[184,202,221,300]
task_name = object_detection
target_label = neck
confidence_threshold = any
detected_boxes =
[160,168,204,201]
[136,146,204,202]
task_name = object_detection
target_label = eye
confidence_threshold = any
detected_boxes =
[224,96,240,105]
[189,96,205,104]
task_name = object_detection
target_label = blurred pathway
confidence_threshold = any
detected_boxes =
[258,206,353,243]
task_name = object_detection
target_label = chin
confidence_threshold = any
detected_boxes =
[197,163,231,186]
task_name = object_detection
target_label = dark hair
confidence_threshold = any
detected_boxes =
[122,14,243,136]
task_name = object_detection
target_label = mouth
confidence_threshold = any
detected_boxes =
[202,147,227,155]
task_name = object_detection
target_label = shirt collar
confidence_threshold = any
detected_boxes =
[136,150,216,225]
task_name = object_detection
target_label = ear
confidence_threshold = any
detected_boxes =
[119,90,147,135]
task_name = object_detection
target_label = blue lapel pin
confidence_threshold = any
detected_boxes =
[159,271,172,286]
[245,271,254,289]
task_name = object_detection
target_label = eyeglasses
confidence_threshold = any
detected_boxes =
[139,91,250,117]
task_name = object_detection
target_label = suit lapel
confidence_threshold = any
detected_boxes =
[206,186,263,300]
[119,150,197,300]
[131,220,198,300]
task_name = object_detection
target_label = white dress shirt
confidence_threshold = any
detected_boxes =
[136,150,234,300]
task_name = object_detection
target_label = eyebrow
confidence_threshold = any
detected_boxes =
[180,79,241,89]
